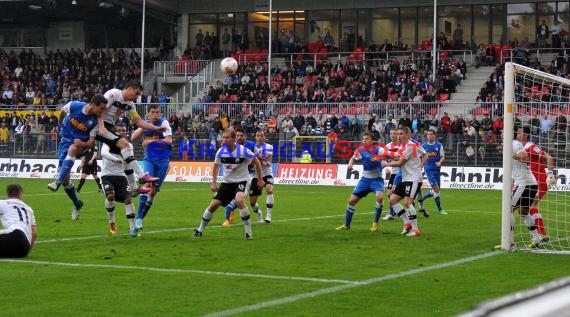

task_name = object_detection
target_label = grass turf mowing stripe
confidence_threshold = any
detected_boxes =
[200,251,501,317]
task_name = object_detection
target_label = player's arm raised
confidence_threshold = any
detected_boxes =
[132,115,165,133]
[131,127,144,142]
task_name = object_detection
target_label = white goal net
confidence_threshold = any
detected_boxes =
[502,62,570,253]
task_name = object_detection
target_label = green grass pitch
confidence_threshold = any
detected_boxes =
[0,178,568,316]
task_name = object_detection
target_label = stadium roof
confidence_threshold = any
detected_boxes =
[0,0,179,27]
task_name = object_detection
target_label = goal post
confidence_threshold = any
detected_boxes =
[501,62,515,251]
[502,62,570,253]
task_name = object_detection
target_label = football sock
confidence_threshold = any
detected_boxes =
[251,203,260,214]
[143,197,153,218]
[374,202,382,223]
[524,214,541,242]
[530,207,546,235]
[422,190,434,201]
[393,204,408,224]
[225,200,237,220]
[137,194,148,219]
[345,204,355,227]
[197,209,214,232]
[126,212,135,231]
[240,207,252,235]
[64,183,81,208]
[94,177,102,190]
[77,178,86,192]
[121,147,145,178]
[105,199,115,223]
[125,203,135,230]
[57,156,75,184]
[125,169,137,190]
[407,205,418,230]
[389,205,395,216]
[433,191,443,211]
[266,194,274,218]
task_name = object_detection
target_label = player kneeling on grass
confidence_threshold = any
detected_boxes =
[193,128,265,240]
[0,184,36,258]
[100,123,137,235]
[336,132,385,232]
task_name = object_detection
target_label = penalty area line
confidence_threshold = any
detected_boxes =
[201,251,500,317]
[0,258,362,285]
[35,209,494,244]
[34,213,347,244]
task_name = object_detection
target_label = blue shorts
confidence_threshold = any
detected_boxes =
[393,173,402,187]
[143,160,170,188]
[57,140,72,166]
[352,177,384,198]
[425,170,441,187]
[57,139,90,166]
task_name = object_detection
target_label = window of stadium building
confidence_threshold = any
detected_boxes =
[492,4,507,44]
[400,7,417,48]
[438,6,472,51]
[189,13,218,50]
[371,8,398,46]
[307,10,338,45]
[418,7,435,47]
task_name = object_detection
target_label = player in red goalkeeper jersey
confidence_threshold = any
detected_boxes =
[516,126,555,236]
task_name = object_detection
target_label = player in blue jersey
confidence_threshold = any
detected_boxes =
[222,127,258,226]
[129,104,173,236]
[47,95,107,220]
[336,132,386,232]
[417,130,447,215]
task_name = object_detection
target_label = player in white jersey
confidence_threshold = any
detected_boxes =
[100,123,137,236]
[383,128,401,220]
[382,126,422,237]
[222,128,260,226]
[511,138,545,248]
[0,184,36,258]
[193,128,265,240]
[96,81,162,189]
[249,130,275,223]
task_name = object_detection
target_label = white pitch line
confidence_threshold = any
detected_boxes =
[35,213,347,244]
[35,209,496,244]
[0,259,362,285]
[201,251,500,317]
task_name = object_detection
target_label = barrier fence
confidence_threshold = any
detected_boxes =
[1,157,569,191]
